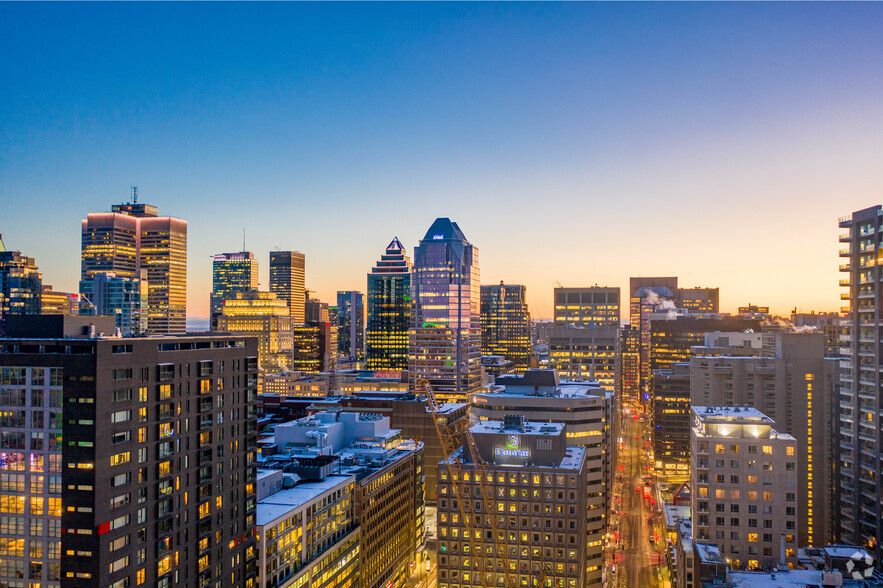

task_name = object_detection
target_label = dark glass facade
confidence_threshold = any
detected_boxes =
[409,219,481,400]
[480,282,530,373]
[269,251,305,324]
[0,250,42,336]
[366,238,411,370]
[336,291,365,363]
[211,252,258,330]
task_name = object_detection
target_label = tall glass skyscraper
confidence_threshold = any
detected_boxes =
[81,201,187,334]
[79,271,148,336]
[409,219,481,400]
[480,282,530,373]
[0,236,43,336]
[366,238,411,370]
[336,291,365,363]
[211,251,258,330]
[269,251,305,324]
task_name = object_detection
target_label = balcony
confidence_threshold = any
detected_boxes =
[842,292,852,300]
[840,232,852,242]
[840,279,853,287]
[840,264,853,272]
[840,248,852,256]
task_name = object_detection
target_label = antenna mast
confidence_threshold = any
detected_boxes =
[243,228,246,252]
[131,185,138,204]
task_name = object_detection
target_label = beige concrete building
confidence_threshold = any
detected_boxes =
[690,332,835,547]
[691,407,798,571]
[218,291,293,372]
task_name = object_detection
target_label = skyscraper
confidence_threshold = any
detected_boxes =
[553,286,620,328]
[837,206,883,563]
[211,251,258,330]
[336,290,365,363]
[0,235,43,335]
[217,291,293,372]
[409,218,481,400]
[629,277,678,392]
[480,282,530,373]
[81,200,187,334]
[79,270,148,336]
[366,237,411,370]
[0,318,258,588]
[269,251,305,324]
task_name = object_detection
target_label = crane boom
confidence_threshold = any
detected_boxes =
[418,379,517,588]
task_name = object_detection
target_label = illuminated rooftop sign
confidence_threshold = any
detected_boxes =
[495,435,530,458]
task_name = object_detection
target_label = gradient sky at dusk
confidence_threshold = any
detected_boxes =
[2,3,882,322]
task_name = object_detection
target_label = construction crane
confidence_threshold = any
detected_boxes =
[418,379,517,588]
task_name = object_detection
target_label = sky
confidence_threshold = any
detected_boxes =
[2,2,882,323]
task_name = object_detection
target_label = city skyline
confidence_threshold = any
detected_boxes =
[3,3,882,322]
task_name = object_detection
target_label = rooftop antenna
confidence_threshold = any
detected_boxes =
[243,228,246,252]
[131,185,138,205]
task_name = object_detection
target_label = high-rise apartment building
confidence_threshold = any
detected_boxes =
[81,200,187,334]
[436,418,596,587]
[480,282,530,373]
[409,218,481,401]
[838,206,883,563]
[337,290,365,363]
[0,318,259,588]
[0,241,42,335]
[690,407,798,571]
[791,310,841,358]
[217,291,293,373]
[366,238,411,370]
[269,251,305,324]
[548,325,619,390]
[553,286,620,328]
[79,271,148,336]
[691,331,836,547]
[211,252,258,330]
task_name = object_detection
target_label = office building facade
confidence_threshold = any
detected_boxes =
[676,288,720,314]
[480,282,530,373]
[366,238,411,371]
[630,277,679,392]
[211,252,258,330]
[0,244,42,335]
[553,286,620,328]
[40,285,76,316]
[690,407,798,571]
[651,362,692,474]
[620,325,641,401]
[0,323,259,588]
[409,218,481,401]
[269,251,305,324]
[436,419,595,587]
[548,325,619,390]
[79,271,148,336]
[81,201,187,334]
[691,332,836,546]
[337,291,365,363]
[649,316,762,374]
[217,291,293,373]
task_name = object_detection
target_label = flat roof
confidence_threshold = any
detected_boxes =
[693,406,771,421]
[694,542,726,564]
[663,504,691,528]
[727,569,876,587]
[470,421,565,436]
[257,474,353,526]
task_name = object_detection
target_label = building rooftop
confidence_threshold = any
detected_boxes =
[727,569,881,587]
[694,542,726,564]
[256,473,354,526]
[470,420,565,437]
[422,217,467,242]
[663,504,691,528]
[693,406,771,421]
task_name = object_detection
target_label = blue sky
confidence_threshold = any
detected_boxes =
[2,3,882,320]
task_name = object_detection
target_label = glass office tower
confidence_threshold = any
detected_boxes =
[480,282,530,373]
[211,252,258,330]
[409,218,481,400]
[366,238,411,370]
[336,291,365,363]
[269,251,305,324]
